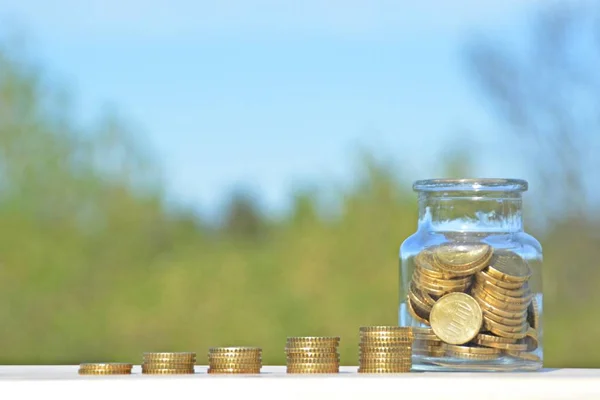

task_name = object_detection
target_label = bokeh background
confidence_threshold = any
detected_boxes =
[0,0,599,367]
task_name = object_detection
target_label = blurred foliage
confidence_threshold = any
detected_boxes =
[1,3,599,368]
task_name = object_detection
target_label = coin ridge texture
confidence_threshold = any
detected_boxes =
[430,293,483,345]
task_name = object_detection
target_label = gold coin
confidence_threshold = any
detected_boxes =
[358,367,411,373]
[209,359,262,366]
[209,347,261,354]
[360,335,413,344]
[411,327,434,335]
[208,368,261,374]
[286,350,339,356]
[143,352,196,359]
[408,286,434,313]
[476,271,524,290]
[142,362,195,368]
[486,251,532,282]
[79,363,133,370]
[483,316,528,334]
[433,243,492,275]
[504,350,541,362]
[359,344,412,352]
[482,310,527,326]
[287,368,339,374]
[287,357,339,364]
[79,369,132,375]
[442,344,500,355]
[415,250,454,279]
[360,326,413,335]
[407,344,441,353]
[524,327,538,351]
[527,298,540,330]
[486,325,528,340]
[446,351,500,361]
[473,295,526,319]
[473,339,528,351]
[474,333,517,344]
[472,288,530,312]
[412,276,467,296]
[414,269,473,287]
[359,361,412,368]
[410,282,438,307]
[474,279,531,297]
[142,368,195,374]
[407,296,431,325]
[413,339,442,347]
[414,348,445,357]
[430,293,482,345]
[476,283,533,304]
[287,337,340,345]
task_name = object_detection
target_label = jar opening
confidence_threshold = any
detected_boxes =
[413,179,528,193]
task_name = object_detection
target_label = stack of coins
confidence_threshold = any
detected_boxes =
[78,363,132,375]
[408,243,540,363]
[412,327,444,357]
[285,337,340,374]
[142,352,196,374]
[358,326,413,373]
[208,347,262,374]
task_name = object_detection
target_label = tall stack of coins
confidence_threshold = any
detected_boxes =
[358,326,413,373]
[78,363,133,375]
[285,337,340,374]
[208,347,262,374]
[142,352,196,374]
[407,243,540,363]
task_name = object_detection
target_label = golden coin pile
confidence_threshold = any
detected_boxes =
[142,352,196,374]
[358,326,413,373]
[408,243,540,362]
[285,337,340,374]
[78,363,132,375]
[208,347,262,374]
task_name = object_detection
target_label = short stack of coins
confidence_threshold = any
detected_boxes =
[358,326,413,373]
[78,363,133,375]
[285,337,340,374]
[407,243,540,363]
[412,327,444,357]
[208,347,262,374]
[142,352,196,374]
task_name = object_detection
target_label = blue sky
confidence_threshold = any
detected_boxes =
[0,0,547,217]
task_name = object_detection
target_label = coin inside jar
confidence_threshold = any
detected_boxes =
[486,251,532,282]
[430,293,483,345]
[433,243,492,276]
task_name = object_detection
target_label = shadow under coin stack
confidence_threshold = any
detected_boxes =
[142,352,196,374]
[78,363,132,375]
[412,327,444,357]
[358,326,414,373]
[208,347,262,374]
[285,337,340,374]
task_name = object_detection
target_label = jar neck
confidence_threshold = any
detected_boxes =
[417,192,524,233]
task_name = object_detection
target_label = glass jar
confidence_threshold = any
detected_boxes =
[399,179,542,371]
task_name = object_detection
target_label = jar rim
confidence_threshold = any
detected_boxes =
[413,178,528,192]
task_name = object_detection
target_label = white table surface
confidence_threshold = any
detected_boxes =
[2,366,599,400]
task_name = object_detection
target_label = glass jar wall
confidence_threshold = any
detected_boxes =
[399,179,542,371]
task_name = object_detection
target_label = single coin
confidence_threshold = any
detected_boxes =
[287,368,339,374]
[430,293,483,345]
[359,344,412,352]
[358,367,411,373]
[359,361,412,368]
[414,269,473,287]
[474,279,531,297]
[407,296,431,325]
[287,357,339,364]
[525,327,539,351]
[79,363,133,369]
[473,295,526,319]
[504,351,541,362]
[482,310,528,326]
[208,368,261,374]
[359,326,413,336]
[360,335,413,344]
[142,368,195,374]
[143,352,195,359]
[486,325,529,340]
[406,344,441,353]
[483,316,528,334]
[446,351,500,361]
[413,348,446,357]
[442,344,500,355]
[285,350,339,356]
[472,287,530,311]
[287,337,340,345]
[408,286,434,313]
[410,282,438,307]
[78,370,132,375]
[433,243,492,275]
[413,339,442,347]
[411,327,434,335]
[415,250,453,279]
[527,298,540,330]
[142,362,195,369]
[476,271,524,290]
[474,333,517,344]
[476,283,533,304]
[412,277,456,297]
[473,339,528,351]
[209,347,261,353]
[486,251,532,282]
[413,272,471,293]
